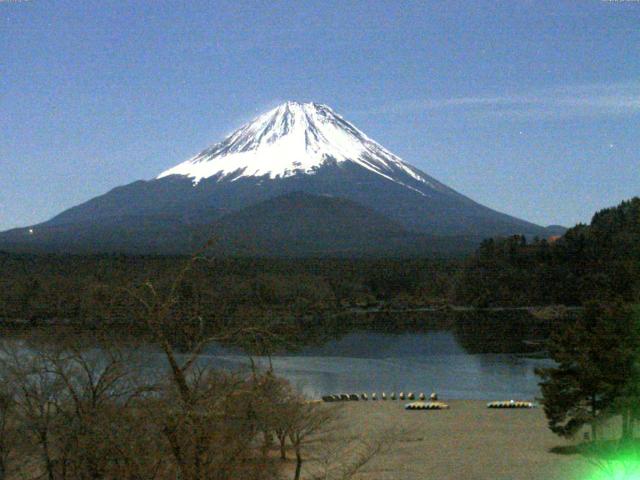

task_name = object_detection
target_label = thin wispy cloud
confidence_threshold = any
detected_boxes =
[358,81,640,120]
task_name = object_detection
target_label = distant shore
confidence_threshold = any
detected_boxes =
[0,303,582,327]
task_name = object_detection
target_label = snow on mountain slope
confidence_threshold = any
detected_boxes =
[157,101,445,195]
[0,100,549,254]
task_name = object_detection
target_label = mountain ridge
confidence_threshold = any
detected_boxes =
[0,101,558,255]
[156,101,451,198]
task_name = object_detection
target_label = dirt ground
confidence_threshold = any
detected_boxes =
[318,399,595,480]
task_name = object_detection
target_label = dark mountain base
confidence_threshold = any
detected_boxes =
[0,192,479,257]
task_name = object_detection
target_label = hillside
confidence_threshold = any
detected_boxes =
[0,102,551,256]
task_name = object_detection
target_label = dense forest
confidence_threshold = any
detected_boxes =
[453,197,640,306]
[0,197,638,325]
[0,253,457,326]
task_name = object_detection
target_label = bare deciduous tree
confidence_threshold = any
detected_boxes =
[0,375,16,480]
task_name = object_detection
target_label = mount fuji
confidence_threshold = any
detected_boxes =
[0,102,556,256]
[157,101,448,194]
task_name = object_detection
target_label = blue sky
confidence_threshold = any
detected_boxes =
[1,0,639,231]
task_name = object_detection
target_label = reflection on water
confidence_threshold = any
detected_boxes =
[2,310,565,401]
[282,330,467,358]
[186,310,558,400]
[187,330,553,400]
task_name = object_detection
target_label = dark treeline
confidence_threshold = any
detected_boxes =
[1,197,639,325]
[453,197,640,307]
[0,253,457,325]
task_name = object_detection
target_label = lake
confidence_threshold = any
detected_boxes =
[164,311,558,401]
[2,311,560,401]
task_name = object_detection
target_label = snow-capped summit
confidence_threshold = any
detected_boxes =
[157,101,443,193]
[0,101,552,255]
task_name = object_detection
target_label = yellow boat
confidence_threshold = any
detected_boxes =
[404,401,450,410]
[487,400,534,409]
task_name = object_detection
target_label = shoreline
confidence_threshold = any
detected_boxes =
[0,303,582,327]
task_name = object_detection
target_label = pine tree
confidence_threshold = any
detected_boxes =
[536,302,640,440]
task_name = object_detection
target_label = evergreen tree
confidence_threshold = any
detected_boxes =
[536,302,640,440]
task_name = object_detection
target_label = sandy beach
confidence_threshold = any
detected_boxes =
[320,399,594,480]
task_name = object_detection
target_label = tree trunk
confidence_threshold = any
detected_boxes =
[40,431,56,480]
[163,425,191,480]
[279,436,287,460]
[160,338,192,405]
[293,449,302,480]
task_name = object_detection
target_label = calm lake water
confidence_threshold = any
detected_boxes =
[4,311,560,401]
[167,315,556,401]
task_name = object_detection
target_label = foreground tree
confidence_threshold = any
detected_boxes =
[0,374,17,480]
[287,403,400,480]
[122,247,287,480]
[536,302,640,440]
[2,342,64,480]
[0,332,164,480]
